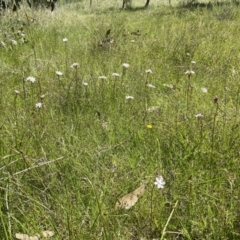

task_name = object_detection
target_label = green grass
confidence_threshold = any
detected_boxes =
[1,0,240,239]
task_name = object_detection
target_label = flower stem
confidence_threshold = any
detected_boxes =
[160,200,179,240]
[210,102,219,177]
[150,184,155,233]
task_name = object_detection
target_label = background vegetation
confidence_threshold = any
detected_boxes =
[1,0,240,239]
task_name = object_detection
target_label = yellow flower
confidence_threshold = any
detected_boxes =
[147,124,153,129]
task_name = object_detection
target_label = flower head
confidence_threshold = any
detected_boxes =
[195,113,203,119]
[99,76,107,80]
[14,90,20,95]
[125,95,134,100]
[112,73,120,77]
[147,124,153,129]
[145,69,152,74]
[154,176,165,189]
[63,38,68,42]
[185,70,195,76]
[26,76,36,83]
[56,71,63,76]
[122,63,130,68]
[82,81,88,86]
[201,87,207,93]
[35,102,43,108]
[70,63,79,69]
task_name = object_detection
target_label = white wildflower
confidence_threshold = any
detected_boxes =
[56,71,63,76]
[35,102,43,108]
[70,63,79,69]
[112,73,120,77]
[122,63,130,68]
[195,113,203,119]
[99,76,107,80]
[201,87,207,93]
[185,70,195,76]
[125,95,134,100]
[26,76,36,83]
[154,176,165,189]
[82,81,88,86]
[63,38,68,42]
[145,69,152,74]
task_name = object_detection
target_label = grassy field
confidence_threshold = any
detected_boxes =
[1,0,240,239]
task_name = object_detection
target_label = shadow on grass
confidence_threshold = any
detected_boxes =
[178,1,213,10]
[178,0,240,10]
[121,5,149,12]
[92,5,151,15]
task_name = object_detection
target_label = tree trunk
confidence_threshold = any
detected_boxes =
[145,0,150,7]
